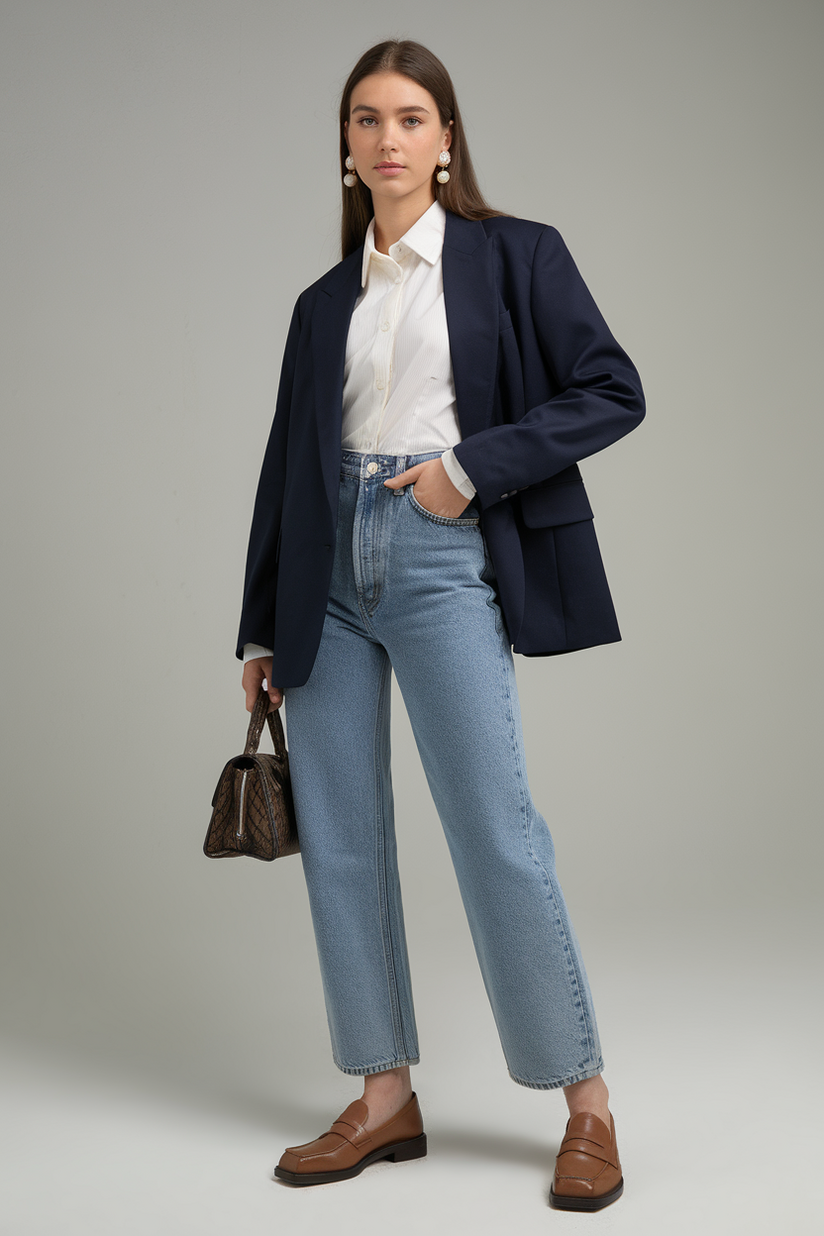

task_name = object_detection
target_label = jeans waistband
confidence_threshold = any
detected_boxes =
[339,449,445,480]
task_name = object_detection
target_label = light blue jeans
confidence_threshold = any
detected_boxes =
[283,450,604,1089]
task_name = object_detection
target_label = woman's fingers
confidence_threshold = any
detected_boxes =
[383,462,424,489]
[242,657,283,712]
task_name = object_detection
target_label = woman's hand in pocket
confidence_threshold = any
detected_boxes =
[242,657,283,713]
[383,457,469,518]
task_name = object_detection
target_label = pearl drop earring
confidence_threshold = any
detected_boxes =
[436,150,451,184]
[343,155,358,188]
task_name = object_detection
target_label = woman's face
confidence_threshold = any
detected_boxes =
[344,71,452,211]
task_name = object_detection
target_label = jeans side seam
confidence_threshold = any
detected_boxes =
[480,539,505,639]
[523,798,597,1066]
[500,646,599,1072]
[372,654,411,1064]
[522,808,598,1068]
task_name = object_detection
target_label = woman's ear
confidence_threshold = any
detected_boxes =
[443,119,453,151]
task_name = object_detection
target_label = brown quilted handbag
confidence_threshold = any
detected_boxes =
[204,688,299,861]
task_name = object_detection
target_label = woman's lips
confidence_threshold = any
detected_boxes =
[375,164,404,175]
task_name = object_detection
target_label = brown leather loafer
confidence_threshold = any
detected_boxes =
[274,1092,427,1186]
[549,1111,624,1211]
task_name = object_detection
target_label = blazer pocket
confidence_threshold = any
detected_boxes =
[518,479,594,528]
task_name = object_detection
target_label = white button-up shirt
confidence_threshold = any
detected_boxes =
[244,199,474,663]
[341,200,472,493]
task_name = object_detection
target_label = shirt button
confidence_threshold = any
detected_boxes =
[376,379,384,390]
[367,461,379,475]
[381,321,390,331]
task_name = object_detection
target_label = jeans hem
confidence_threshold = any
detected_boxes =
[508,1059,604,1091]
[334,1056,421,1077]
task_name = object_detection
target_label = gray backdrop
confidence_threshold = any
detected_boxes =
[1,2,821,1233]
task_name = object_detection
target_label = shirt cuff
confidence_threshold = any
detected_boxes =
[441,448,477,500]
[243,643,274,663]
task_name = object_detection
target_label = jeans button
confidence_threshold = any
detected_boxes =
[366,461,379,475]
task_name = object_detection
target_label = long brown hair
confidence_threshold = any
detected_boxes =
[339,40,507,258]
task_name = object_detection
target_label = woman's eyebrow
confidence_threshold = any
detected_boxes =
[351,104,430,115]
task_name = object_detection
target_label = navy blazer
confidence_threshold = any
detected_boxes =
[236,210,645,688]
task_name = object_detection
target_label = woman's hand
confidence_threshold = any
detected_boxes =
[242,657,283,713]
[383,457,470,518]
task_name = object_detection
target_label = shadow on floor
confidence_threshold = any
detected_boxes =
[430,1126,556,1171]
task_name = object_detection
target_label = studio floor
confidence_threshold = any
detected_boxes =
[2,949,815,1236]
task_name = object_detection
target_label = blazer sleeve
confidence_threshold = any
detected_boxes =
[235,295,302,659]
[451,226,645,509]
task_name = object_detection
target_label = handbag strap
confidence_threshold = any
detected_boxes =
[244,687,288,761]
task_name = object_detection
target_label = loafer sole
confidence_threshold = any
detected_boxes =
[549,1176,624,1211]
[274,1132,427,1186]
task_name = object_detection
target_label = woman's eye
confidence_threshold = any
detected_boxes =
[356,116,421,127]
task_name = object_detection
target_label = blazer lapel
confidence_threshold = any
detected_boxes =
[442,211,499,441]
[311,249,363,516]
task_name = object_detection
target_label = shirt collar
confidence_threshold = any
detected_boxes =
[360,199,446,287]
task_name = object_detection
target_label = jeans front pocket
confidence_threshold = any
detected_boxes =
[406,485,480,527]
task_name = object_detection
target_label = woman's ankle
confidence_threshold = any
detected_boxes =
[563,1073,610,1127]
[360,1065,413,1127]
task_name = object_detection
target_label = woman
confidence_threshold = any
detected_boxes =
[238,39,644,1211]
